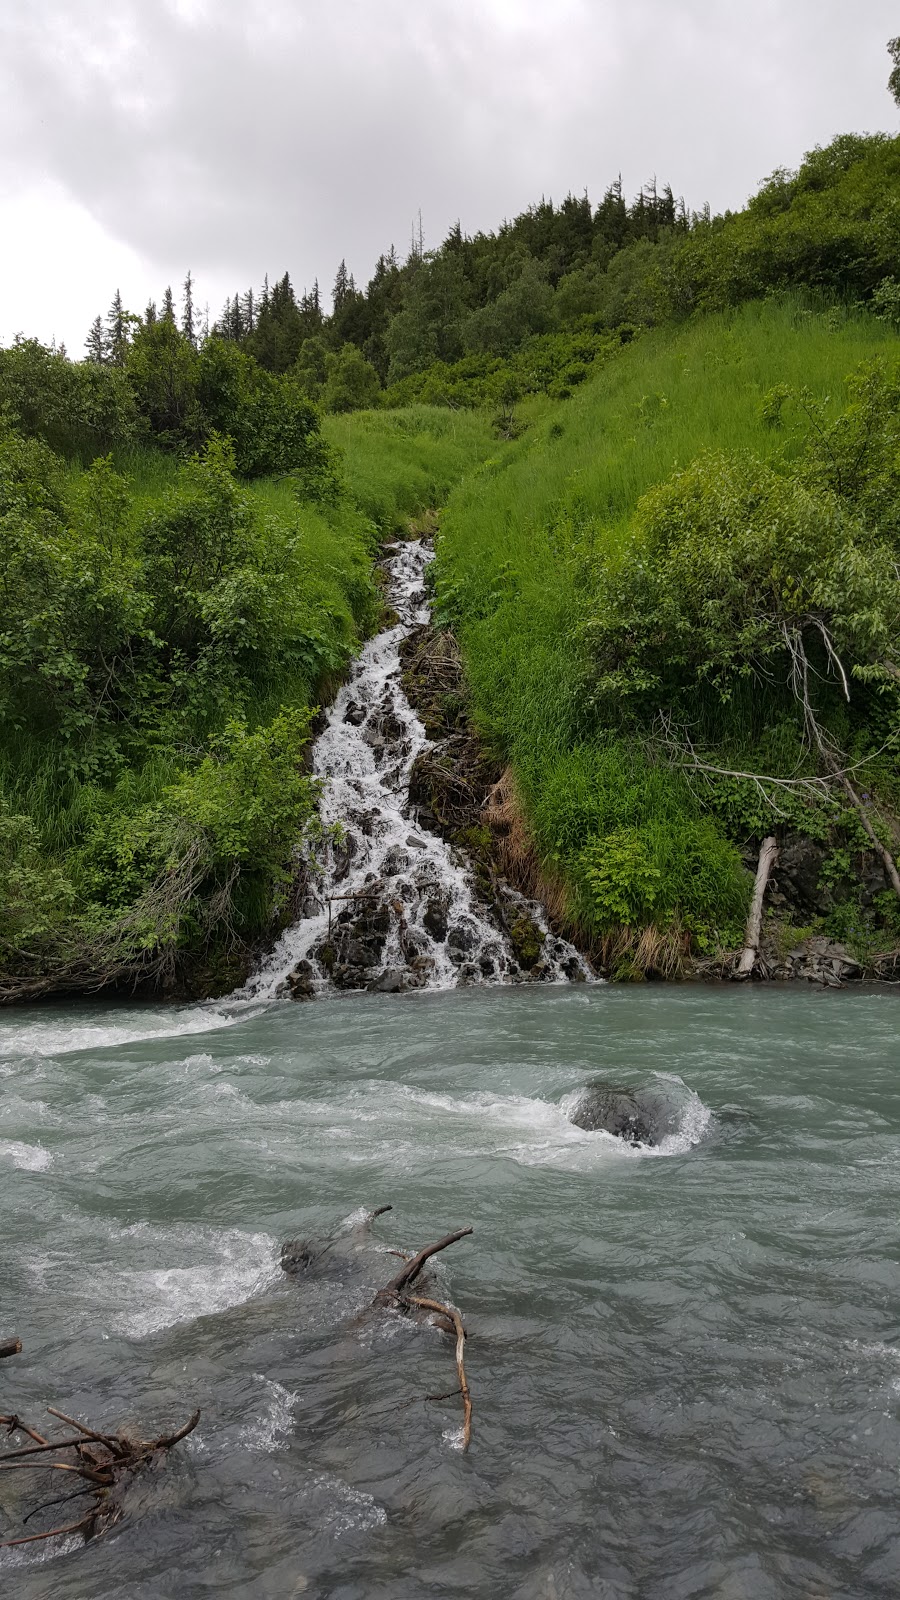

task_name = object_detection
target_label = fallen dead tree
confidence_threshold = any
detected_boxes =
[282,1209,475,1451]
[1,1345,199,1551]
[372,1224,474,1450]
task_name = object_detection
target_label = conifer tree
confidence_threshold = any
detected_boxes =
[144,299,158,326]
[333,258,353,313]
[85,314,108,363]
[241,286,255,334]
[182,270,195,346]
[162,285,177,325]
[106,289,130,366]
[890,37,900,107]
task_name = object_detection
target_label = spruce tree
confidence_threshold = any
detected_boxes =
[106,289,130,366]
[333,258,352,313]
[144,299,158,326]
[182,270,195,346]
[890,37,900,107]
[85,314,108,363]
[162,286,176,325]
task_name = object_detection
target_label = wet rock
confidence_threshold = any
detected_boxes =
[332,964,369,991]
[343,701,366,726]
[368,968,407,993]
[280,1238,319,1274]
[455,962,482,986]
[509,913,545,970]
[448,920,478,958]
[381,846,412,877]
[568,1081,679,1147]
[774,835,830,915]
[287,959,316,1002]
[406,834,427,850]
[423,897,449,941]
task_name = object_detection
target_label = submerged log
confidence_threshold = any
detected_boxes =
[0,1339,22,1361]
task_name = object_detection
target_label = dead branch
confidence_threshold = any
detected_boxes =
[408,1295,472,1449]
[0,1406,200,1550]
[783,624,900,900]
[373,1228,473,1305]
[0,1339,21,1360]
[369,1223,474,1449]
[736,836,778,979]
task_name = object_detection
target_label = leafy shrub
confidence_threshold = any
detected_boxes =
[585,451,900,715]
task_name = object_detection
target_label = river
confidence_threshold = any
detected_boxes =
[2,982,900,1598]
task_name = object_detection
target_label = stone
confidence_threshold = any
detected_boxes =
[423,898,449,941]
[568,1082,679,1147]
[447,920,477,954]
[368,968,407,993]
[381,846,412,877]
[343,701,366,726]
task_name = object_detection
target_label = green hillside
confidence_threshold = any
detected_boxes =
[434,298,900,971]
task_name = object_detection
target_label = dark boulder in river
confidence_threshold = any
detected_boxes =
[567,1081,680,1146]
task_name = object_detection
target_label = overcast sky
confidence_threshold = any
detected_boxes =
[1,0,897,354]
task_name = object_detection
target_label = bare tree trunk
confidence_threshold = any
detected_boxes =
[736,837,778,978]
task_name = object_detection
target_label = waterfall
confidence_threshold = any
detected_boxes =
[242,541,591,1000]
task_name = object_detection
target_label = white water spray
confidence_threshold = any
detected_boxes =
[243,541,590,1000]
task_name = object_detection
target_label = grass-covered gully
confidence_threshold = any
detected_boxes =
[2,126,900,992]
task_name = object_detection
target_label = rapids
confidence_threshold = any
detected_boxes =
[2,984,900,1597]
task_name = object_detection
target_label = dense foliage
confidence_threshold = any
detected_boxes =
[435,301,900,970]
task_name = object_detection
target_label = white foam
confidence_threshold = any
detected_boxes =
[97,1228,280,1338]
[0,1138,53,1171]
[241,1376,297,1452]
[0,1534,83,1571]
[314,1475,387,1536]
[0,1006,238,1060]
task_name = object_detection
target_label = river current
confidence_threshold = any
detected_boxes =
[2,983,900,1598]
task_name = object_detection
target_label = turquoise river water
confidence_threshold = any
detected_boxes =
[1,983,899,1598]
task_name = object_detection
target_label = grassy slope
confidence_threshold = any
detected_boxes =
[434,299,900,957]
[323,406,496,534]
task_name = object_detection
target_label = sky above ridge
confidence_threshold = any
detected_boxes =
[1,0,898,353]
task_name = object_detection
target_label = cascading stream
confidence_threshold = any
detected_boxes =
[243,540,590,1000]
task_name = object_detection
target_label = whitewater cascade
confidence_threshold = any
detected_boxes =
[243,540,591,1000]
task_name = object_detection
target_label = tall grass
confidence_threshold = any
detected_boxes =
[324,405,497,533]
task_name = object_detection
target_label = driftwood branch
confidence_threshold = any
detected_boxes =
[0,1339,22,1361]
[373,1228,473,1305]
[371,1223,474,1450]
[736,836,778,978]
[0,1406,200,1550]
[408,1295,473,1449]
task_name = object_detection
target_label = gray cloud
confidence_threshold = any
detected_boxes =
[1,0,898,344]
